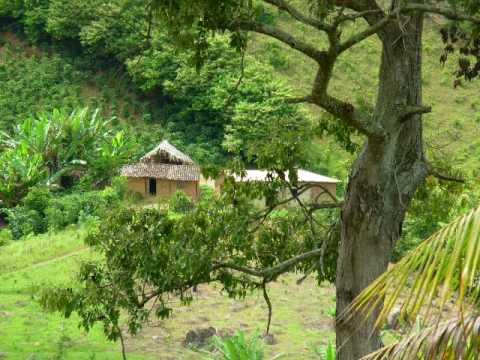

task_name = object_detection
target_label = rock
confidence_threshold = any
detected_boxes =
[183,327,216,348]
[152,335,161,341]
[263,334,277,345]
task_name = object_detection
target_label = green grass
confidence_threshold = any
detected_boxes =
[0,225,87,274]
[0,228,148,360]
[0,227,341,360]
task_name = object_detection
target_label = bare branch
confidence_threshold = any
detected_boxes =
[315,91,383,137]
[427,163,465,184]
[309,202,344,212]
[403,3,480,25]
[235,20,327,61]
[285,95,314,104]
[399,105,432,122]
[333,9,385,26]
[337,14,392,53]
[262,0,332,32]
[213,248,323,280]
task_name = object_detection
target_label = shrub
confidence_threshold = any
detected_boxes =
[0,228,12,246]
[311,342,336,360]
[198,185,215,205]
[7,186,122,239]
[169,191,194,214]
[6,207,44,240]
[206,331,264,360]
[5,187,52,239]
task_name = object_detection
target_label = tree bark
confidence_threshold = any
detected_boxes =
[335,13,428,360]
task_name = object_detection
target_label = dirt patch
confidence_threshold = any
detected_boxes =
[120,277,337,359]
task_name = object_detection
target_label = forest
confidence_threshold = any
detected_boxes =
[0,0,480,359]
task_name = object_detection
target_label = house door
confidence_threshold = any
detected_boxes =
[148,178,157,195]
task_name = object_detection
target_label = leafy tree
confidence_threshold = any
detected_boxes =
[346,206,480,359]
[40,96,340,359]
[137,2,480,358]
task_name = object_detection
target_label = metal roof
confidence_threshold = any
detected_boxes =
[233,169,339,184]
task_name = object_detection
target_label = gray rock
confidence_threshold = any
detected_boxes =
[183,327,217,348]
[263,334,277,345]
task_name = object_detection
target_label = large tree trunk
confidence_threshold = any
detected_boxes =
[335,14,427,360]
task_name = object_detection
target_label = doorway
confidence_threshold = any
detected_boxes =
[148,178,157,195]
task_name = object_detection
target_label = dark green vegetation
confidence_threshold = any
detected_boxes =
[1,1,480,359]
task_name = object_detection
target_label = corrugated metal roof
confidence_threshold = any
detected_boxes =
[121,163,200,181]
[233,169,339,184]
[140,140,194,165]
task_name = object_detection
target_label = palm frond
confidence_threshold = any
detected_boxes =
[362,311,480,360]
[340,206,480,330]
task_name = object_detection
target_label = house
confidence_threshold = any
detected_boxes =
[214,169,339,203]
[121,140,200,199]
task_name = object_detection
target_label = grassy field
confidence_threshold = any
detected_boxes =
[0,227,148,360]
[0,226,345,359]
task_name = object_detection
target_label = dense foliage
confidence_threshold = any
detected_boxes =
[5,184,123,240]
[0,0,316,166]
[0,108,132,207]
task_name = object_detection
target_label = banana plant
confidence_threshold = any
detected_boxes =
[0,107,133,206]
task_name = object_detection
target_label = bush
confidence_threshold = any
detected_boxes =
[7,186,122,239]
[169,191,194,214]
[5,187,52,239]
[45,187,120,231]
[311,341,336,360]
[0,228,12,246]
[6,207,44,240]
[206,331,264,360]
[198,185,215,204]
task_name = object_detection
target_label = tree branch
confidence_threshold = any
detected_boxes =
[403,3,480,25]
[337,14,392,53]
[285,95,314,104]
[399,105,432,122]
[427,163,465,184]
[262,0,332,32]
[235,20,327,61]
[315,91,383,137]
[213,248,323,280]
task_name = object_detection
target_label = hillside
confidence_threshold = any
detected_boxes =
[250,18,480,175]
[2,17,479,178]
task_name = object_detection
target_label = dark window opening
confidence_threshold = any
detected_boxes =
[149,178,157,195]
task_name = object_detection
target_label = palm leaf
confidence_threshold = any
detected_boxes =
[362,311,480,360]
[340,206,480,331]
